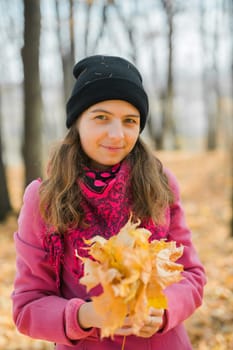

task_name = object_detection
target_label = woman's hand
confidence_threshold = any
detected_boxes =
[114,307,165,338]
[135,308,165,338]
[78,303,165,338]
[78,301,105,329]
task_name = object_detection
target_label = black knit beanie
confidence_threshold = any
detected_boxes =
[66,55,149,132]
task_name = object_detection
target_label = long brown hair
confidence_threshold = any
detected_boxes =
[39,125,174,234]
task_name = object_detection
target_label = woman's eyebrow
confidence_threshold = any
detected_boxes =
[90,108,140,118]
[90,108,114,115]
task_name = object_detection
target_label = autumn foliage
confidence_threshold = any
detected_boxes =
[78,218,183,337]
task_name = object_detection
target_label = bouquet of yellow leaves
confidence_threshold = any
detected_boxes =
[78,218,184,338]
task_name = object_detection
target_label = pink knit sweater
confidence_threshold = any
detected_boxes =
[12,162,206,349]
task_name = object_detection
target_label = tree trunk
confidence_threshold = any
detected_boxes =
[92,4,108,53]
[0,91,12,221]
[200,1,219,151]
[55,0,76,103]
[207,7,222,150]
[22,0,43,186]
[160,0,178,150]
[112,1,137,63]
[84,2,92,56]
[164,14,178,149]
[229,0,233,237]
[230,113,233,238]
[206,111,217,150]
[0,147,11,221]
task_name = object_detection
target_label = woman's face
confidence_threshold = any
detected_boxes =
[76,100,140,169]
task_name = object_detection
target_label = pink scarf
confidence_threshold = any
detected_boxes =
[44,160,169,286]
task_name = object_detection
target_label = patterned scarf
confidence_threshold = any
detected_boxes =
[83,163,121,194]
[44,160,170,285]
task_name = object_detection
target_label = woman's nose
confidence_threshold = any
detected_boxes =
[108,120,124,139]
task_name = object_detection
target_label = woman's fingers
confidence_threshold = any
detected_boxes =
[136,310,164,338]
[149,307,164,317]
[114,309,165,337]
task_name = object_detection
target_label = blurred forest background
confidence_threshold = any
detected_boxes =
[0,0,233,349]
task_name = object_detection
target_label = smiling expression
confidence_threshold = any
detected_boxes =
[76,100,140,169]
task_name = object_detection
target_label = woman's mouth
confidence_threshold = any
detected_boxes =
[101,145,124,151]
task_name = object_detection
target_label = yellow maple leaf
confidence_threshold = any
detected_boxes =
[78,217,184,338]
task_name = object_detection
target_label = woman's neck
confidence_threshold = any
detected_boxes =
[86,160,120,171]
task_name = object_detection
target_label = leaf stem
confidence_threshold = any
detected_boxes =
[121,335,126,350]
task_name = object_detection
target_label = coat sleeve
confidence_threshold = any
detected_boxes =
[161,169,206,333]
[12,180,96,345]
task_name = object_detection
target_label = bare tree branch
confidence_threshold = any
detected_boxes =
[91,3,108,53]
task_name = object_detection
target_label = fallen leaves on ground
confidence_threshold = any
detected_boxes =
[0,150,232,350]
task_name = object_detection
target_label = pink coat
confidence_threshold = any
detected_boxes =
[12,167,206,350]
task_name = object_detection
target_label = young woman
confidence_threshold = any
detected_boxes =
[12,55,206,349]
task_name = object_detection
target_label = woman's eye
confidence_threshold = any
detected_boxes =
[125,118,138,124]
[95,115,107,120]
